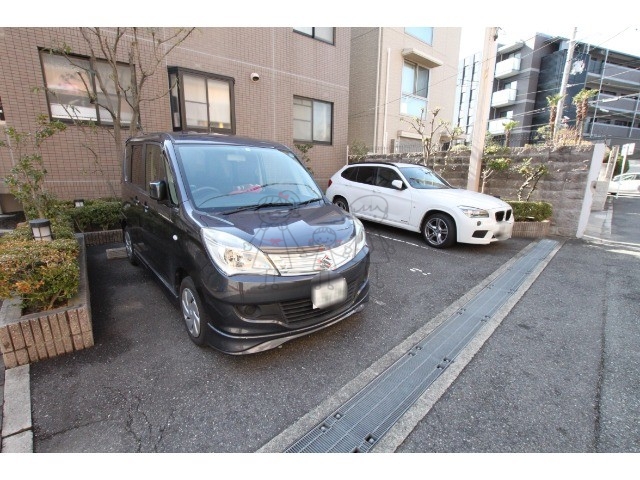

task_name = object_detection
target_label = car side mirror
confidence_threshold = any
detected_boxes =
[149,180,168,201]
[391,179,404,190]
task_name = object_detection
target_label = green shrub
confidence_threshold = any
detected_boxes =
[0,219,76,243]
[506,201,553,222]
[484,145,511,155]
[57,199,122,232]
[450,143,471,153]
[0,238,80,312]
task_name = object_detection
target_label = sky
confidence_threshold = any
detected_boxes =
[4,2,640,60]
[460,26,640,59]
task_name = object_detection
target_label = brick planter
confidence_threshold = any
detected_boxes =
[512,220,550,238]
[0,236,93,369]
[83,229,122,246]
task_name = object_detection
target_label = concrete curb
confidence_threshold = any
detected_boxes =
[1,364,32,452]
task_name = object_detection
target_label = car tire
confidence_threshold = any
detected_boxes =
[422,213,456,248]
[123,227,139,266]
[179,277,207,346]
[333,196,349,212]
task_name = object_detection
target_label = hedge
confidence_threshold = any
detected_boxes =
[506,201,553,222]
[0,237,80,312]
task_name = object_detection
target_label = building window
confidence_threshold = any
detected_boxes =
[293,28,335,45]
[168,67,235,134]
[40,51,133,125]
[293,96,333,144]
[401,61,429,117]
[405,27,433,45]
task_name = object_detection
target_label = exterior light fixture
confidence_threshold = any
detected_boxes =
[29,218,53,242]
[74,199,85,208]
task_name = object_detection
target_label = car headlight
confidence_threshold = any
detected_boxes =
[459,206,489,218]
[201,228,279,276]
[353,216,367,253]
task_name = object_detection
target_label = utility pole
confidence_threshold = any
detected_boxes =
[467,27,498,192]
[554,27,577,133]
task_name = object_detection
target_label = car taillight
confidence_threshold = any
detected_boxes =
[327,179,333,188]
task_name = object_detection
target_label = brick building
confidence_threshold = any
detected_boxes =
[0,27,351,212]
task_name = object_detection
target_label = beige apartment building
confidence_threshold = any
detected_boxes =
[348,27,461,154]
[0,27,350,212]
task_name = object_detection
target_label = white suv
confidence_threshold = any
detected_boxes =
[326,162,514,248]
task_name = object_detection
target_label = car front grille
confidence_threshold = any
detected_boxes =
[495,209,512,222]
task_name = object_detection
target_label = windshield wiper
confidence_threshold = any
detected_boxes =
[292,197,323,208]
[221,202,295,215]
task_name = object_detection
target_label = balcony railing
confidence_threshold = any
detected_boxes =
[587,62,640,87]
[491,88,517,108]
[494,57,521,79]
[488,119,507,135]
[593,94,639,113]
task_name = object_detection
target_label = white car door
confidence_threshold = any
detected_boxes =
[344,165,377,220]
[369,166,414,227]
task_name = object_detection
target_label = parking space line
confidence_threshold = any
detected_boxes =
[366,231,433,251]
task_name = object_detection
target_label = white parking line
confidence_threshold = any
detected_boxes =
[366,231,434,251]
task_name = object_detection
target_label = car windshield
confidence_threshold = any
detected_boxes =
[399,166,452,189]
[176,144,323,210]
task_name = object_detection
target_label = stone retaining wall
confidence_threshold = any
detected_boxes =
[355,145,603,238]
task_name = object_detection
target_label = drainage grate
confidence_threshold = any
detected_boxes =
[285,239,558,453]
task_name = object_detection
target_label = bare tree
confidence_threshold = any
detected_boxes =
[49,27,195,154]
[401,107,454,169]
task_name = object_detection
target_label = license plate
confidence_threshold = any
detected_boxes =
[312,277,348,309]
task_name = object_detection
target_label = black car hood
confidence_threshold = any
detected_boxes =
[197,203,355,251]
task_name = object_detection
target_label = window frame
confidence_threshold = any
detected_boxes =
[168,66,236,135]
[293,95,334,145]
[125,142,178,205]
[293,28,335,45]
[404,27,434,45]
[401,61,430,117]
[39,49,133,126]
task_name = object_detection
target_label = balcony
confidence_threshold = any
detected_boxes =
[587,63,640,88]
[586,122,640,141]
[593,93,639,113]
[488,119,507,135]
[494,57,521,79]
[491,88,517,108]
[497,41,524,55]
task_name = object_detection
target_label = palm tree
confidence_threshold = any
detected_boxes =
[572,89,598,143]
[546,93,564,143]
[502,120,518,147]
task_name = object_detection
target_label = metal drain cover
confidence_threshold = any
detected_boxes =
[286,239,558,453]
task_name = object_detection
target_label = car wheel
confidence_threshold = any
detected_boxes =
[422,213,456,248]
[333,196,349,212]
[123,227,139,266]
[179,277,206,346]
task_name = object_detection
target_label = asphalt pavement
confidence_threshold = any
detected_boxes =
[1,195,639,475]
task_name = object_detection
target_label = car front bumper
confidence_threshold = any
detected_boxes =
[196,247,371,354]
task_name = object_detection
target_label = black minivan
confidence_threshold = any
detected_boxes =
[121,133,370,354]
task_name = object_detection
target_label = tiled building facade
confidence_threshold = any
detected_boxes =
[0,27,351,212]
[347,27,461,154]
